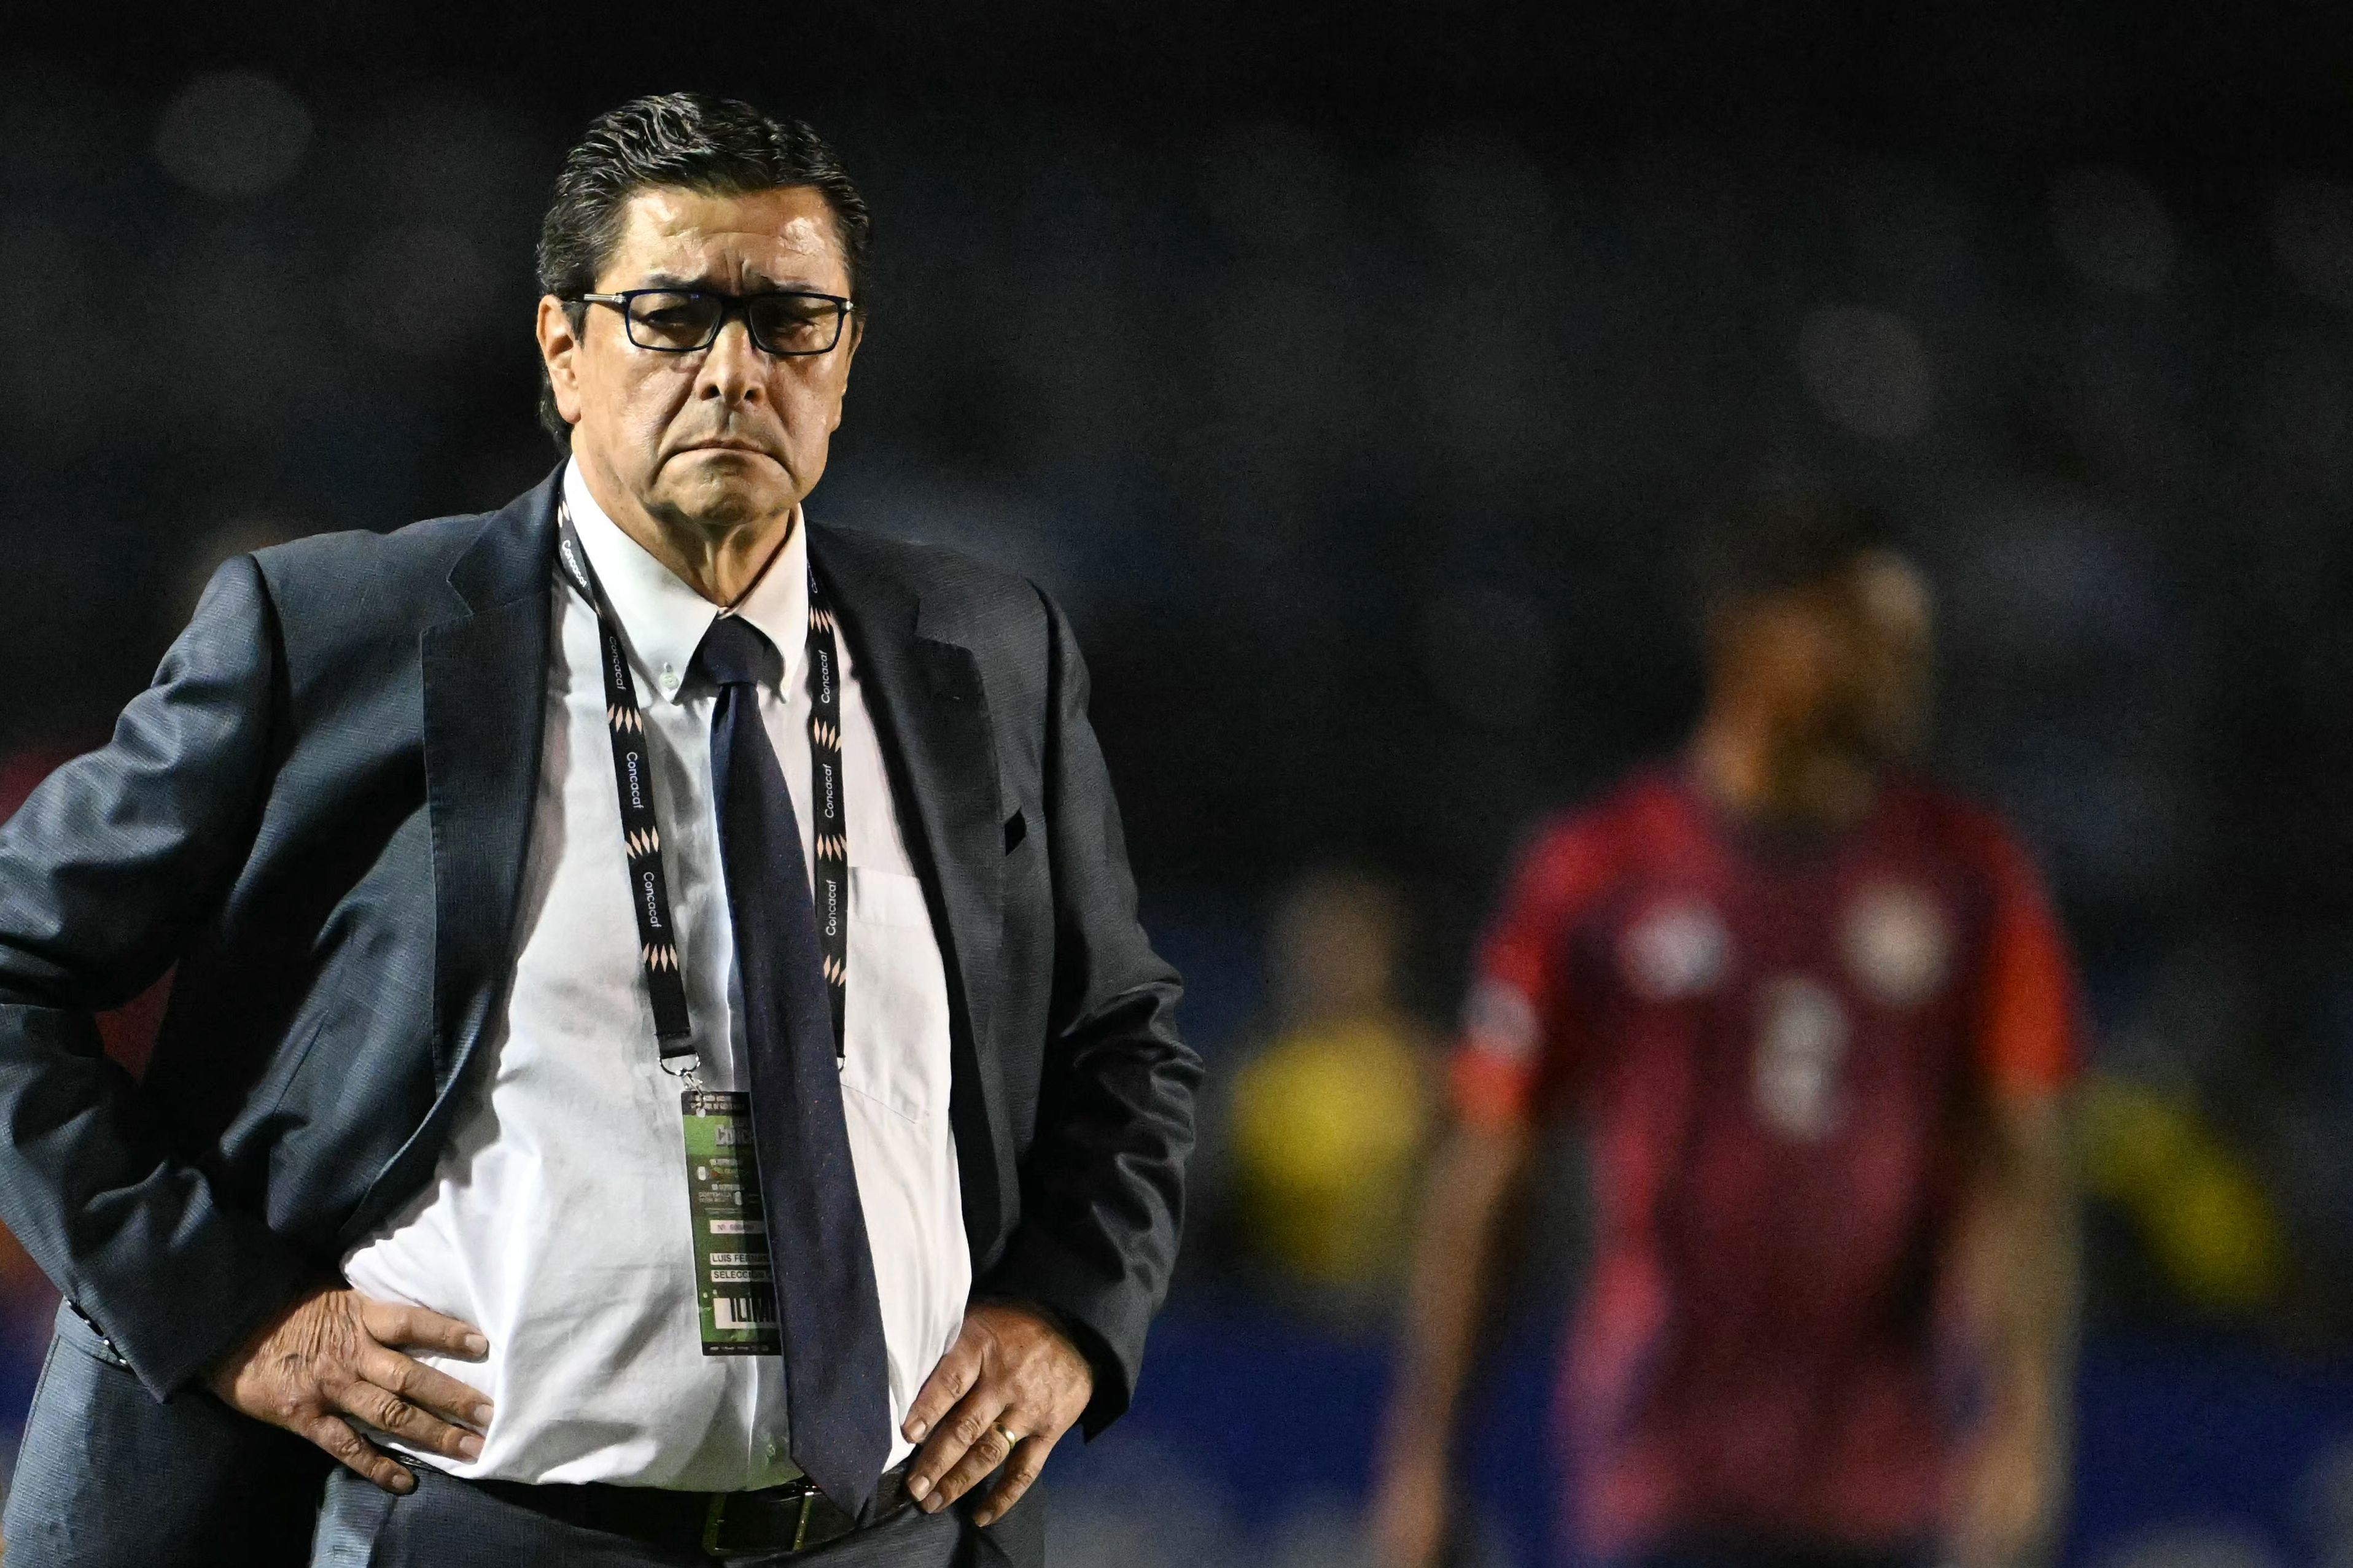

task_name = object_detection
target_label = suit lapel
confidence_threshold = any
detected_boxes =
[812,524,1010,1256]
[420,472,559,1093]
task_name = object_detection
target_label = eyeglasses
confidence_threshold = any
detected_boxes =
[572,288,857,357]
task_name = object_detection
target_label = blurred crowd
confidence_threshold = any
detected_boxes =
[9,49,2353,1562]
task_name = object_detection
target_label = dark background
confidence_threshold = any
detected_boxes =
[7,5,2353,1563]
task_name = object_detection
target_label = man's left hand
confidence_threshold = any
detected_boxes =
[903,1300,1093,1526]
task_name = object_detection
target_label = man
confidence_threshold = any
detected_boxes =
[1370,497,2080,1568]
[0,94,1197,1567]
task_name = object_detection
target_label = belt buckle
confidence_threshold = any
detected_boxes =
[702,1485,817,1558]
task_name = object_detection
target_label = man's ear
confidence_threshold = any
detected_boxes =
[536,295,585,428]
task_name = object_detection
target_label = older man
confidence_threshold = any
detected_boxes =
[0,94,1197,1567]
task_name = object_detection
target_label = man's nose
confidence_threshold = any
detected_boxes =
[696,317,766,406]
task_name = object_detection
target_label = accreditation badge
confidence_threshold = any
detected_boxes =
[682,1090,782,1356]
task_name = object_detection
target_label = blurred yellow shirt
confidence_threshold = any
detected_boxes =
[1229,1015,1431,1287]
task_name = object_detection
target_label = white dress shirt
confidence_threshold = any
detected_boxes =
[343,462,969,1488]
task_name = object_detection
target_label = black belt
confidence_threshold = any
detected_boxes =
[469,1462,916,1558]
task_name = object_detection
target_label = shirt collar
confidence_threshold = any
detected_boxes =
[561,459,808,705]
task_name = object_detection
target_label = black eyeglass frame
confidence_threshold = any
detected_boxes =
[570,287,858,357]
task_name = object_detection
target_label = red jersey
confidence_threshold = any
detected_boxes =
[1453,766,2079,1556]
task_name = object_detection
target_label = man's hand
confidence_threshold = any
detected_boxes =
[1949,1090,2077,1568]
[1369,1444,1449,1568]
[902,1300,1093,1527]
[1952,1409,2065,1568]
[1367,1122,1535,1568]
[203,1284,494,1495]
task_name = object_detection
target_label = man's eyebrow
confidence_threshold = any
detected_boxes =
[634,270,834,293]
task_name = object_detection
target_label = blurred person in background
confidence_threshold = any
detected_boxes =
[1222,867,1437,1318]
[0,750,106,1469]
[1371,495,2082,1568]
[0,93,1196,1567]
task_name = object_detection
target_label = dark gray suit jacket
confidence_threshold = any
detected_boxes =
[0,470,1197,1566]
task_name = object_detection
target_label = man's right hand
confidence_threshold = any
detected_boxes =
[203,1284,493,1494]
[1368,1122,1534,1568]
[1369,1446,1449,1568]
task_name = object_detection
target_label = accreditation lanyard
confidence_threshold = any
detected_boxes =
[553,499,851,1065]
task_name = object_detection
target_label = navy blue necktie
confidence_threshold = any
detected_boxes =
[693,613,892,1517]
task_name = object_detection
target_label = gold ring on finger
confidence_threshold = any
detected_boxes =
[990,1422,1021,1451]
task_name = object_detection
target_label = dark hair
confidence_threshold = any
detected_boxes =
[534,92,871,448]
[1692,491,1895,618]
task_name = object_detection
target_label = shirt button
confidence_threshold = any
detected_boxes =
[659,664,680,695]
[765,1438,782,1461]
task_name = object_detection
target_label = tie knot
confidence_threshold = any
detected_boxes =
[691,614,779,690]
